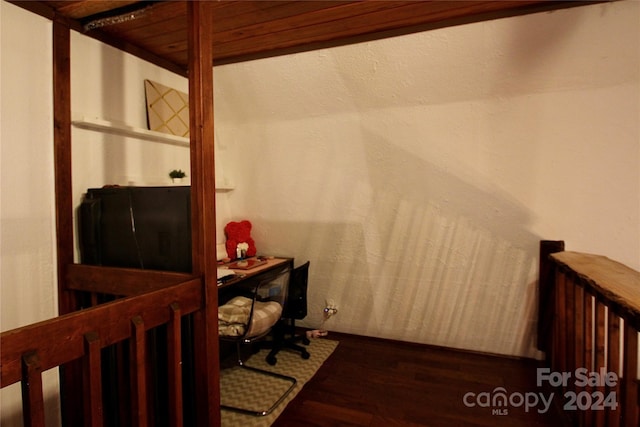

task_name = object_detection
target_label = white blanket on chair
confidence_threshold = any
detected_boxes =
[218,296,282,338]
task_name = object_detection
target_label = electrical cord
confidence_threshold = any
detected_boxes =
[127,189,145,269]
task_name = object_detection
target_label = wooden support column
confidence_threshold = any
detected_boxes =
[53,17,84,427]
[187,2,220,425]
[52,16,75,313]
[538,240,565,357]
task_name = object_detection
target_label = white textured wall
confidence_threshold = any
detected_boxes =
[1,6,638,421]
[0,1,638,423]
[0,2,61,425]
[213,1,639,358]
[70,34,235,254]
[70,34,190,189]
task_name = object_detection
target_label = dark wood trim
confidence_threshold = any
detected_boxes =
[21,351,45,427]
[622,322,639,426]
[9,0,187,76]
[83,29,188,77]
[52,18,85,427]
[10,0,605,71]
[52,17,75,315]
[327,330,544,362]
[187,2,220,425]
[274,331,566,426]
[82,332,103,426]
[9,1,81,30]
[551,252,640,331]
[213,0,595,66]
[167,303,184,427]
[1,278,203,387]
[8,1,57,20]
[547,251,640,424]
[66,264,196,296]
[537,240,564,356]
[2,278,202,426]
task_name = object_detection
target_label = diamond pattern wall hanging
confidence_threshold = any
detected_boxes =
[144,79,189,137]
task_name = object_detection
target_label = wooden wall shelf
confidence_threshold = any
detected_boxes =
[72,115,189,146]
[72,114,234,191]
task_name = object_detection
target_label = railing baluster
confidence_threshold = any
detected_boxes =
[574,284,586,425]
[621,322,639,426]
[594,299,607,427]
[167,303,184,427]
[544,248,640,427]
[130,316,148,427]
[1,277,205,427]
[583,290,595,427]
[21,351,45,427]
[566,278,576,394]
[606,311,621,427]
[555,270,567,375]
[83,332,104,427]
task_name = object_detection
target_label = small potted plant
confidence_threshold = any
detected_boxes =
[169,169,186,183]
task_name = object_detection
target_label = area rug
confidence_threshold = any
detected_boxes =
[220,338,338,427]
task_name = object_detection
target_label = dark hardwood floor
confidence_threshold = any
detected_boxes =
[272,332,569,427]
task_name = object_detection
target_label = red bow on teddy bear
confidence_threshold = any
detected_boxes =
[224,220,257,260]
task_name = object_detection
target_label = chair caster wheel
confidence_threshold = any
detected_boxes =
[301,351,310,359]
[302,337,310,346]
[266,355,277,366]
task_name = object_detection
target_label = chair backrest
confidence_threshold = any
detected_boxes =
[218,267,291,340]
[284,261,309,320]
[246,268,291,337]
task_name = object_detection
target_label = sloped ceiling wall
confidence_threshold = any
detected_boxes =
[212,0,639,357]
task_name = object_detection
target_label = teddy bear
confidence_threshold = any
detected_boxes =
[224,220,257,260]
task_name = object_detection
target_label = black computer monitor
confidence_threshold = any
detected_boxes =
[79,186,192,272]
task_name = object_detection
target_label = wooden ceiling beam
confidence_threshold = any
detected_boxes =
[10,1,605,80]
[210,0,596,65]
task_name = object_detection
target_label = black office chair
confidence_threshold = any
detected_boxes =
[218,268,297,416]
[265,261,311,365]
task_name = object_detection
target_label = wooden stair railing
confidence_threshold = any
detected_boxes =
[539,241,640,426]
[1,275,203,427]
[66,264,198,298]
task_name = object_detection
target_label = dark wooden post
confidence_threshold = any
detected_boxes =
[538,240,565,358]
[621,323,639,426]
[53,16,85,427]
[52,15,76,313]
[187,2,221,425]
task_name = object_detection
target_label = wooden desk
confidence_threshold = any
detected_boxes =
[217,257,293,290]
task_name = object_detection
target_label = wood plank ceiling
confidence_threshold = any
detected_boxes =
[14,0,598,76]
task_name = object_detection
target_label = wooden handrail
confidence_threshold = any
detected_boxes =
[551,252,640,331]
[66,263,197,296]
[1,277,203,427]
[540,243,639,427]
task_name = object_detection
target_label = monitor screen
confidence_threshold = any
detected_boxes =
[80,186,192,272]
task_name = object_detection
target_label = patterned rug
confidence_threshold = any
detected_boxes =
[220,338,338,427]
